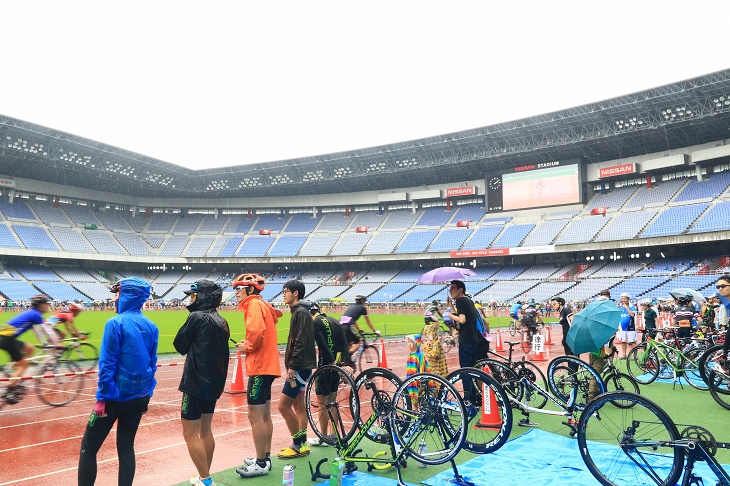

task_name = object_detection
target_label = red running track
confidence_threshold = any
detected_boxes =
[0,334,558,486]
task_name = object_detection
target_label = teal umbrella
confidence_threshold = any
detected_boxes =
[566,300,621,355]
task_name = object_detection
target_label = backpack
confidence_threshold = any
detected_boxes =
[474,306,490,341]
[522,310,536,327]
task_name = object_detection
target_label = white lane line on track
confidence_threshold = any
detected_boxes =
[0,417,288,486]
[0,399,282,453]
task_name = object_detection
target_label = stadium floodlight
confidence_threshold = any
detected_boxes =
[646,253,651,258]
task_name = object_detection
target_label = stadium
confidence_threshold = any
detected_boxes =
[1,69,730,305]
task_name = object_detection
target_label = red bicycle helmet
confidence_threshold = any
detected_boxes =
[232,273,266,292]
[67,303,84,314]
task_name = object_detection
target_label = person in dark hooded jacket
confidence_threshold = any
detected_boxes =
[174,279,230,486]
[78,277,158,486]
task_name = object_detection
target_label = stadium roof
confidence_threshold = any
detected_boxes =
[2,69,730,199]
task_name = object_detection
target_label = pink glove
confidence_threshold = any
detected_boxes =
[93,401,106,417]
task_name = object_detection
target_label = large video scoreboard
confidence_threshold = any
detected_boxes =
[486,160,583,212]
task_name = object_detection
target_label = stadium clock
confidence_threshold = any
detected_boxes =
[488,176,501,190]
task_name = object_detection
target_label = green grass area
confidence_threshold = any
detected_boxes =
[0,309,558,366]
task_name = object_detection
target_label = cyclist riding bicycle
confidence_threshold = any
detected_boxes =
[521,301,542,332]
[46,302,85,341]
[509,301,523,321]
[338,295,379,358]
[0,295,52,402]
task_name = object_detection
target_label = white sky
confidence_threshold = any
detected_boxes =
[2,1,728,170]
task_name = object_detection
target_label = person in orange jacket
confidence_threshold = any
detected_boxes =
[232,273,282,478]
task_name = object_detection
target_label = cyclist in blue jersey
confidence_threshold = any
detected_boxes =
[0,295,51,402]
[509,301,523,321]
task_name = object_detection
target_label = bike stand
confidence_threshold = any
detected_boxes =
[308,455,359,482]
[443,458,475,486]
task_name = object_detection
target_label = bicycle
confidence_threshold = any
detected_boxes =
[60,331,99,371]
[508,317,520,336]
[350,331,381,372]
[305,365,472,485]
[420,322,456,354]
[601,346,640,400]
[627,327,705,389]
[577,391,730,486]
[476,340,548,397]
[521,324,541,354]
[0,344,84,409]
[479,355,605,436]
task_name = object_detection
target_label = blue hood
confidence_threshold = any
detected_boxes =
[117,277,151,313]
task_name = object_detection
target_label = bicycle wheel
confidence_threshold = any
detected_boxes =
[547,355,604,410]
[0,366,9,410]
[353,368,406,443]
[577,391,683,486]
[358,344,379,371]
[510,361,547,409]
[698,344,723,388]
[601,371,640,407]
[391,372,467,465]
[680,347,707,390]
[35,360,84,406]
[521,329,532,354]
[657,348,677,380]
[474,358,523,403]
[61,342,99,372]
[627,344,659,385]
[441,332,454,354]
[445,368,512,454]
[509,320,518,336]
[708,369,730,410]
[305,365,359,446]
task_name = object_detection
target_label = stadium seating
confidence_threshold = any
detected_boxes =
[491,223,536,248]
[583,185,639,212]
[428,228,473,252]
[47,227,95,253]
[253,213,288,232]
[159,235,191,257]
[639,203,709,238]
[83,230,128,255]
[115,233,151,256]
[236,236,274,257]
[94,209,134,232]
[673,170,730,203]
[448,204,486,224]
[349,211,386,231]
[317,213,352,232]
[197,216,229,234]
[462,226,503,250]
[521,218,571,247]
[687,201,730,234]
[625,177,689,209]
[330,233,372,256]
[12,224,59,251]
[553,216,610,245]
[182,236,215,257]
[173,214,205,234]
[415,207,452,227]
[380,209,421,230]
[299,234,338,257]
[61,203,101,228]
[361,232,403,255]
[394,230,438,254]
[0,198,37,221]
[0,224,23,249]
[593,211,657,242]
[284,213,320,233]
[267,235,308,257]
[29,201,72,227]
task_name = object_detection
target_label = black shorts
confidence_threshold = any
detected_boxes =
[314,368,341,396]
[0,336,25,362]
[247,375,276,405]
[282,369,312,399]
[343,326,360,344]
[180,393,217,420]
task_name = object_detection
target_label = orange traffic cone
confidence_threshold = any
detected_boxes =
[224,351,246,394]
[476,371,502,428]
[494,329,504,352]
[379,338,389,369]
[544,325,553,346]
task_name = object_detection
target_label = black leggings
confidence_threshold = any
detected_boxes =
[78,396,150,486]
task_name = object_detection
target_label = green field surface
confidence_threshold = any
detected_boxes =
[0,310,557,364]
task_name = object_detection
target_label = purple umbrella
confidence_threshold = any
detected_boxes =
[417,267,476,284]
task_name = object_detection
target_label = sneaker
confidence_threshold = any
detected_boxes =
[192,478,216,486]
[236,461,270,478]
[277,444,310,458]
[307,436,329,447]
[189,476,199,485]
[243,457,271,467]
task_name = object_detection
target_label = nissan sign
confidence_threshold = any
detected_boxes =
[446,186,476,197]
[599,163,637,178]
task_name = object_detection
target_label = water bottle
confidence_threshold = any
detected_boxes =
[418,439,427,468]
[330,457,345,486]
[283,464,295,485]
